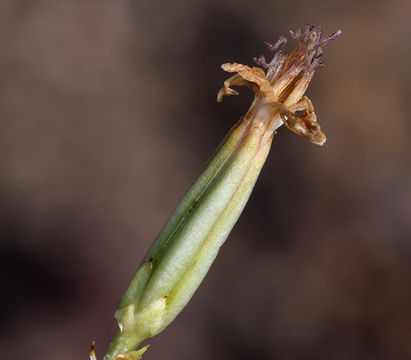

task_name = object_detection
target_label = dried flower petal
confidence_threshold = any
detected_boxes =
[218,25,341,145]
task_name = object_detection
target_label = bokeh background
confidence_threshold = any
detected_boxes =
[1,1,410,359]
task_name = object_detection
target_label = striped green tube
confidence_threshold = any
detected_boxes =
[104,107,277,360]
[95,24,340,360]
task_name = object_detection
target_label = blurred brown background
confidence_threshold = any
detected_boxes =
[1,1,410,359]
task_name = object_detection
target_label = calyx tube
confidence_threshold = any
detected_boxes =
[93,24,341,360]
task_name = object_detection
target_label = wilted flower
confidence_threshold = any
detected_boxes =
[218,24,342,145]
[94,25,341,360]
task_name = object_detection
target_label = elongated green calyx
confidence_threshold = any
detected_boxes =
[94,25,341,360]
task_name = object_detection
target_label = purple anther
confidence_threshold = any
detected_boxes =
[290,28,302,40]
[264,41,275,50]
[321,29,342,45]
[306,24,322,34]
[253,55,269,68]
[265,36,287,51]
[304,24,322,46]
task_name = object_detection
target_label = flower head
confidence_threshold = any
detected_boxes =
[218,25,341,145]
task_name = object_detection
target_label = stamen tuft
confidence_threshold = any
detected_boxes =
[255,25,342,80]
